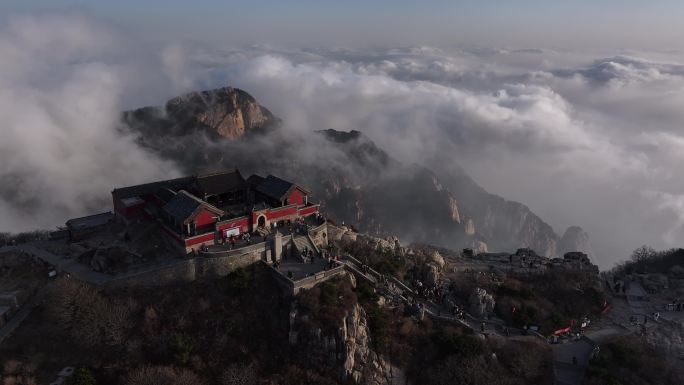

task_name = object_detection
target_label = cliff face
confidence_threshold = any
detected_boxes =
[122,86,589,257]
[436,164,561,256]
[289,277,400,384]
[123,87,279,140]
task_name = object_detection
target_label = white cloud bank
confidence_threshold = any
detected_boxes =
[192,46,684,267]
[0,12,184,231]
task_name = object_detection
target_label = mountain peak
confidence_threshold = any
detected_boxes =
[558,225,594,258]
[124,86,279,140]
[317,128,364,143]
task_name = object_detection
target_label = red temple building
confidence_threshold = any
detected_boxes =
[111,170,320,252]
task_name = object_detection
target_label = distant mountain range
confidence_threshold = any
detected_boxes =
[122,86,593,258]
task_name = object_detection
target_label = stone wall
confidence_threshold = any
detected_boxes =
[292,264,346,295]
[196,251,263,277]
[265,261,346,297]
[105,259,197,289]
[104,246,268,289]
[101,227,320,290]
[309,222,329,249]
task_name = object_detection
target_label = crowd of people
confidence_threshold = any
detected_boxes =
[665,302,684,312]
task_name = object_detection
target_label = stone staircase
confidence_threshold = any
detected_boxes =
[255,226,271,238]
[292,235,318,262]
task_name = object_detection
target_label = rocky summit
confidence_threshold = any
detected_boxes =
[123,87,279,140]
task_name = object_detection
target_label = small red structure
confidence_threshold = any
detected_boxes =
[111,170,320,252]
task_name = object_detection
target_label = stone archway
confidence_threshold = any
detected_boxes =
[257,215,266,228]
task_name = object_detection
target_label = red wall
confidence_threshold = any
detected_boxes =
[194,209,217,232]
[298,205,319,217]
[113,196,145,219]
[185,232,215,247]
[113,196,126,216]
[287,188,305,206]
[217,217,249,237]
[267,206,298,220]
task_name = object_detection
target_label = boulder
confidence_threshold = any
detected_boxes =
[469,288,495,318]
[469,240,488,254]
[341,232,358,243]
[90,248,109,273]
[430,250,445,270]
[424,263,440,287]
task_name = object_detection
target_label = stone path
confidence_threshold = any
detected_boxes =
[552,337,597,385]
[1,243,112,285]
[341,255,542,340]
[0,284,50,345]
[549,283,667,385]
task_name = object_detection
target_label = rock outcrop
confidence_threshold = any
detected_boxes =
[469,288,495,319]
[558,226,594,258]
[289,298,400,384]
[123,87,279,140]
[468,239,489,254]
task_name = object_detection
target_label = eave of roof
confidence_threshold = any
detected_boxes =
[163,190,225,224]
[255,175,310,201]
[194,170,245,197]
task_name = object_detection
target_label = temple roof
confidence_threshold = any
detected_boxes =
[66,212,114,230]
[246,174,265,187]
[163,190,224,224]
[194,170,245,197]
[112,176,194,199]
[255,175,294,201]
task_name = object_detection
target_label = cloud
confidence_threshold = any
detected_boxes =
[642,190,684,245]
[0,12,184,231]
[3,11,683,268]
[184,46,684,267]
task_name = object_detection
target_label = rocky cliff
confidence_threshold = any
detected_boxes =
[123,87,279,140]
[289,275,401,384]
[435,164,562,256]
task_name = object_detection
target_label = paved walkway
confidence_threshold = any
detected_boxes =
[0,284,50,345]
[550,282,666,385]
[1,244,112,285]
[552,338,596,385]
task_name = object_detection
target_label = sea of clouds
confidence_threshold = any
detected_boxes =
[2,11,683,267]
[192,46,684,266]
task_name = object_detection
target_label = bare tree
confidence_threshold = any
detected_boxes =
[46,277,133,348]
[221,364,257,385]
[631,245,657,263]
[1,360,37,385]
[125,366,203,385]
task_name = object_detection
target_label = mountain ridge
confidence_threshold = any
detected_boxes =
[122,86,593,258]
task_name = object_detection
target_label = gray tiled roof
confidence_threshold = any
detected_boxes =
[154,188,177,204]
[255,175,296,201]
[163,190,224,224]
[112,176,194,199]
[246,174,265,187]
[194,170,245,196]
[66,212,114,230]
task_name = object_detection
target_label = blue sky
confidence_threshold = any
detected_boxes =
[3,0,684,49]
